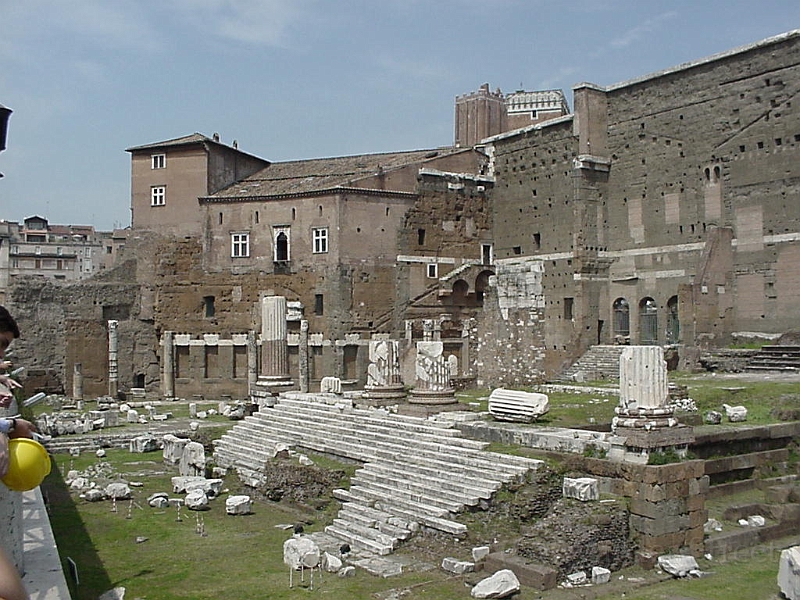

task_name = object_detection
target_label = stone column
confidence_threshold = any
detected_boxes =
[162,331,174,399]
[299,320,309,393]
[363,339,406,405]
[72,363,84,402]
[247,330,258,391]
[611,346,693,463]
[250,296,293,405]
[108,319,118,399]
[0,487,23,575]
[409,341,456,406]
[260,296,290,381]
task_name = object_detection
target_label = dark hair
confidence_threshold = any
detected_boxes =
[0,306,20,338]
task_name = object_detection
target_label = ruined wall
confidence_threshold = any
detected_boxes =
[6,273,147,398]
[471,258,547,387]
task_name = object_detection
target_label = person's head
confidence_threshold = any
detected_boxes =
[0,305,20,359]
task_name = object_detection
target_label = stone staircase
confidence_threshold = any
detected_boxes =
[213,392,543,556]
[745,345,800,372]
[557,345,627,382]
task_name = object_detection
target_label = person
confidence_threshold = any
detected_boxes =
[0,306,34,438]
[0,305,34,600]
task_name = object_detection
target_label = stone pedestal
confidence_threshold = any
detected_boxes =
[363,340,406,404]
[612,346,693,463]
[409,341,456,406]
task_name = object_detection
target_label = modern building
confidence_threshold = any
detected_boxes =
[0,216,116,303]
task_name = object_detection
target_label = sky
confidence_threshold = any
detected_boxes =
[1,1,799,231]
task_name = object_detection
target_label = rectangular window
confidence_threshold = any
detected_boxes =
[314,294,324,315]
[427,263,438,278]
[231,232,250,258]
[482,243,493,265]
[151,186,166,206]
[564,297,574,321]
[152,154,166,169]
[312,227,328,253]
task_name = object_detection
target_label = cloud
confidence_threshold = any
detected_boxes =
[168,0,311,47]
[609,11,678,49]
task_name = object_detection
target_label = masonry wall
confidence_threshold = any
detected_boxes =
[487,33,800,378]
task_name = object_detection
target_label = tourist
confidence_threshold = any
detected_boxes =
[0,305,30,600]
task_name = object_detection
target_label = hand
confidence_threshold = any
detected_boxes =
[0,361,12,371]
[8,419,35,440]
[0,375,21,391]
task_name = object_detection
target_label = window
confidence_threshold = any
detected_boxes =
[57,247,63,256]
[315,294,324,316]
[203,296,216,318]
[273,226,290,261]
[427,263,438,278]
[312,228,328,253]
[564,297,574,321]
[231,232,250,258]
[417,229,426,245]
[151,154,166,169]
[10,246,18,254]
[151,186,166,206]
[482,243,493,265]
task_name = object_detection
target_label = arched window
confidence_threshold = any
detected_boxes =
[275,232,289,261]
[639,297,658,344]
[666,295,679,343]
[613,298,630,339]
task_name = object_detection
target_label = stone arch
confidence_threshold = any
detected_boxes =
[613,297,630,340]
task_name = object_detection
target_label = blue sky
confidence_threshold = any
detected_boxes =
[1,0,798,230]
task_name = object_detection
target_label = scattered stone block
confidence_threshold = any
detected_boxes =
[323,552,342,572]
[591,566,611,584]
[562,477,599,502]
[225,495,252,515]
[129,435,159,453]
[338,566,355,577]
[472,546,491,562]
[471,569,521,598]
[657,554,699,577]
[723,404,747,422]
[704,410,722,424]
[779,545,800,600]
[704,518,723,533]
[84,489,104,502]
[321,376,342,394]
[442,557,475,574]
[747,515,766,527]
[105,483,132,500]
[566,571,586,585]
[185,489,209,510]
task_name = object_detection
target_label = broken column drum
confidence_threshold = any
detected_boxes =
[363,339,406,402]
[409,341,456,405]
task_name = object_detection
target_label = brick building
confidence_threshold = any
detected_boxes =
[6,30,800,397]
[479,30,800,382]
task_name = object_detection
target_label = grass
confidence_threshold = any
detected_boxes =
[37,374,800,598]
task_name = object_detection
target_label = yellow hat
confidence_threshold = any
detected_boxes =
[2,438,52,491]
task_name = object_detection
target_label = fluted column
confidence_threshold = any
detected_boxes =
[260,296,290,380]
[409,341,456,405]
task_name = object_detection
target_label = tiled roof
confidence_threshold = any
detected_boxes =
[126,133,210,152]
[207,147,458,199]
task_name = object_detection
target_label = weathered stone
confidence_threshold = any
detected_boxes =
[323,552,342,572]
[704,410,722,424]
[562,477,599,502]
[657,554,698,578]
[105,483,132,500]
[442,557,475,574]
[84,489,104,502]
[471,569,521,599]
[129,435,159,453]
[185,489,208,510]
[225,495,252,515]
[179,441,205,477]
[591,566,611,584]
[488,388,549,422]
[566,571,587,585]
[472,546,491,562]
[723,404,748,422]
[778,545,800,600]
